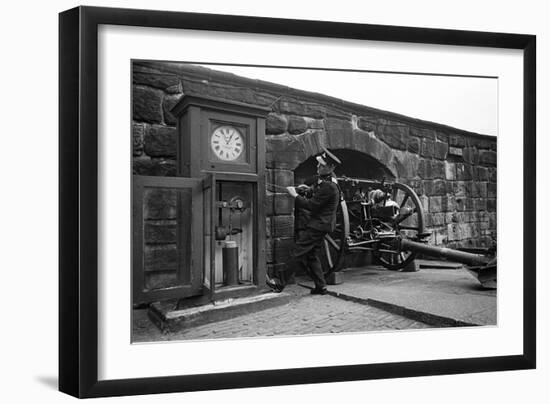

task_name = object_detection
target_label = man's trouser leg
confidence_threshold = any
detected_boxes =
[306,247,326,290]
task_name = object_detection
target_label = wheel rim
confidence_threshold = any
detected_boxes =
[373,182,425,270]
[320,200,349,276]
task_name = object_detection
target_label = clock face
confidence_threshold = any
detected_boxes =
[210,125,244,161]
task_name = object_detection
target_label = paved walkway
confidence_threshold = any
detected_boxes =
[133,284,431,342]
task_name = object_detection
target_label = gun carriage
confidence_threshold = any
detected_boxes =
[310,177,497,288]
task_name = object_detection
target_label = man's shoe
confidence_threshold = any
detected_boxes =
[310,287,328,295]
[266,277,284,293]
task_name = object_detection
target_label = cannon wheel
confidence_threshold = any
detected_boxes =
[372,182,426,270]
[320,200,350,277]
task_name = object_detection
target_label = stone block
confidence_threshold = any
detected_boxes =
[462,147,478,165]
[445,162,456,180]
[133,71,181,93]
[288,115,308,135]
[429,196,443,213]
[133,85,164,123]
[379,124,408,150]
[392,150,420,179]
[273,193,295,215]
[276,99,327,119]
[487,182,497,198]
[488,168,497,183]
[144,125,177,158]
[407,137,420,154]
[266,239,274,263]
[420,139,435,158]
[428,213,446,227]
[266,134,304,153]
[305,117,325,130]
[472,182,487,198]
[410,126,436,140]
[448,146,463,157]
[273,169,294,187]
[475,166,489,181]
[424,179,447,196]
[434,141,448,160]
[357,116,376,132]
[487,199,497,212]
[456,163,473,181]
[325,118,353,149]
[266,113,288,135]
[162,94,180,126]
[271,215,295,238]
[326,271,345,285]
[449,134,466,148]
[473,198,487,211]
[479,150,497,166]
[401,259,420,272]
[133,157,177,176]
[273,237,295,263]
[265,193,274,216]
[133,123,145,156]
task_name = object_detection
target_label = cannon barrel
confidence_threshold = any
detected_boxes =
[400,239,492,266]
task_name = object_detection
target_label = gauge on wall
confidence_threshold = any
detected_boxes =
[210,125,245,162]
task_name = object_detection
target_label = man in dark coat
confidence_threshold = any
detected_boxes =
[267,148,341,295]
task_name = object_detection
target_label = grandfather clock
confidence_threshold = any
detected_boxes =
[171,94,270,300]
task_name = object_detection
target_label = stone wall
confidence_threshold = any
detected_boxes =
[132,61,497,273]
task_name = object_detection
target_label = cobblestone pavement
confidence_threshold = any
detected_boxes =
[133,285,433,343]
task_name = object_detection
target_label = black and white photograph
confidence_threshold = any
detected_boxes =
[131,60,498,343]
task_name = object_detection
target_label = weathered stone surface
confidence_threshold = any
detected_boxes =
[456,163,474,181]
[271,215,295,238]
[357,116,376,132]
[462,147,478,165]
[448,146,463,157]
[479,150,497,166]
[265,193,274,216]
[378,124,408,150]
[487,183,497,198]
[410,126,436,140]
[145,221,177,244]
[133,157,177,176]
[143,188,177,219]
[273,237,295,263]
[420,139,435,158]
[407,137,420,154]
[429,196,444,213]
[449,134,466,148]
[434,141,448,160]
[277,99,327,119]
[298,130,326,157]
[288,115,308,135]
[266,239,273,263]
[435,131,449,143]
[162,94,180,126]
[133,86,164,123]
[133,71,181,93]
[487,199,497,212]
[305,117,325,130]
[266,134,304,153]
[427,213,446,227]
[419,159,445,180]
[475,166,489,181]
[325,118,353,149]
[133,123,145,156]
[391,150,420,179]
[144,244,177,272]
[488,168,497,183]
[266,113,288,135]
[273,169,294,187]
[472,182,488,198]
[266,217,272,238]
[444,162,456,181]
[273,193,294,215]
[474,198,487,211]
[144,125,177,157]
[424,179,447,196]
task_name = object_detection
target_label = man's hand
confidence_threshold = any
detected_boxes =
[286,186,298,198]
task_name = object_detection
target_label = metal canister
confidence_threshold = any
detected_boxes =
[222,240,239,286]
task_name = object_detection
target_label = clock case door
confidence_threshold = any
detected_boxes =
[201,110,257,174]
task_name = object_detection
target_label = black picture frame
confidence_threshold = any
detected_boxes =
[59,6,536,398]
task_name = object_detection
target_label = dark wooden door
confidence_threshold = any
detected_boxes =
[132,176,208,304]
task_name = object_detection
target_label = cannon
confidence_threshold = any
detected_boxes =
[317,176,497,289]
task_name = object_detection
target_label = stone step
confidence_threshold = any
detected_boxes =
[148,292,292,333]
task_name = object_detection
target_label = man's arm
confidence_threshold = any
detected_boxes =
[294,182,334,214]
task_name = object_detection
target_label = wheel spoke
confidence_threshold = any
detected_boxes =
[324,239,333,268]
[324,234,340,251]
[400,194,410,208]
